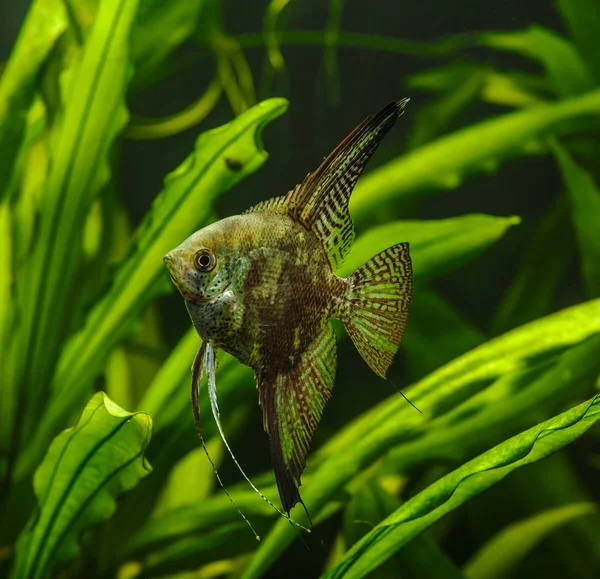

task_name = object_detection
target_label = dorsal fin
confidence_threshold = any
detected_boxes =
[245,99,408,270]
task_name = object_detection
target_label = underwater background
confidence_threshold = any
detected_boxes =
[1,0,600,577]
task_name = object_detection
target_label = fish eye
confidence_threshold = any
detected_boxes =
[194,249,216,272]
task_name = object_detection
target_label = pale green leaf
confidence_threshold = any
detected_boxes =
[463,502,597,579]
[9,0,142,460]
[340,214,520,279]
[480,26,594,97]
[11,392,152,579]
[0,0,67,199]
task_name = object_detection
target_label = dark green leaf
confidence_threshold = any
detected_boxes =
[491,197,574,334]
[552,140,600,297]
[557,0,600,83]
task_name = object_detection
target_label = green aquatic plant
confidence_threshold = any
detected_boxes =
[1,0,600,577]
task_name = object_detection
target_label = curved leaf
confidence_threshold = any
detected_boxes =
[0,0,67,200]
[480,26,594,97]
[11,392,152,579]
[350,88,600,228]
[463,502,597,579]
[324,395,600,578]
[16,98,288,480]
[340,214,520,279]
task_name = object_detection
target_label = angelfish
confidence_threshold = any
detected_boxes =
[164,100,412,526]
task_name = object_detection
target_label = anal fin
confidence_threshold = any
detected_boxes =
[257,324,337,513]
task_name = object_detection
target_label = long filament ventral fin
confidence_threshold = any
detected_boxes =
[198,343,311,535]
[191,343,261,541]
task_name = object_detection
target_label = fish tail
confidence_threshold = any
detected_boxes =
[342,243,412,378]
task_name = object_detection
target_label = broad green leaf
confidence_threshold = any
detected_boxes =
[463,502,597,579]
[0,0,67,200]
[340,214,520,280]
[557,0,600,83]
[480,26,594,97]
[324,395,600,578]
[11,392,152,579]
[243,300,600,577]
[552,141,600,297]
[491,197,574,334]
[350,88,600,228]
[15,98,288,480]
[9,0,142,462]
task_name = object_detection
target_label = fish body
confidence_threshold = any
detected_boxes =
[164,100,412,514]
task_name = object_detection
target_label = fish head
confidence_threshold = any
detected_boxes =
[163,220,235,303]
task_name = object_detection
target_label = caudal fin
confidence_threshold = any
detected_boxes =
[343,243,412,378]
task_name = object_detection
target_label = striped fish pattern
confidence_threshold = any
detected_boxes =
[164,100,413,518]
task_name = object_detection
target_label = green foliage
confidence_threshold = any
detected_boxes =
[1,0,600,578]
[11,392,152,579]
[464,503,597,579]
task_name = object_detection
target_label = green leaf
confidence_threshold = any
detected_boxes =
[491,197,574,334]
[557,0,600,83]
[340,214,520,280]
[11,392,152,579]
[350,88,600,228]
[463,502,597,579]
[342,481,462,579]
[407,66,488,148]
[9,0,142,462]
[15,98,288,480]
[243,299,600,577]
[552,141,600,297]
[131,0,208,86]
[0,0,67,200]
[401,288,484,381]
[324,397,600,578]
[480,26,594,97]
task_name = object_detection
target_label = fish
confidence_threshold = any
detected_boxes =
[164,99,412,524]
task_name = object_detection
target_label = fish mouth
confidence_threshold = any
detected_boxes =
[187,282,232,304]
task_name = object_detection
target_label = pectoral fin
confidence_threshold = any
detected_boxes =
[257,324,337,512]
